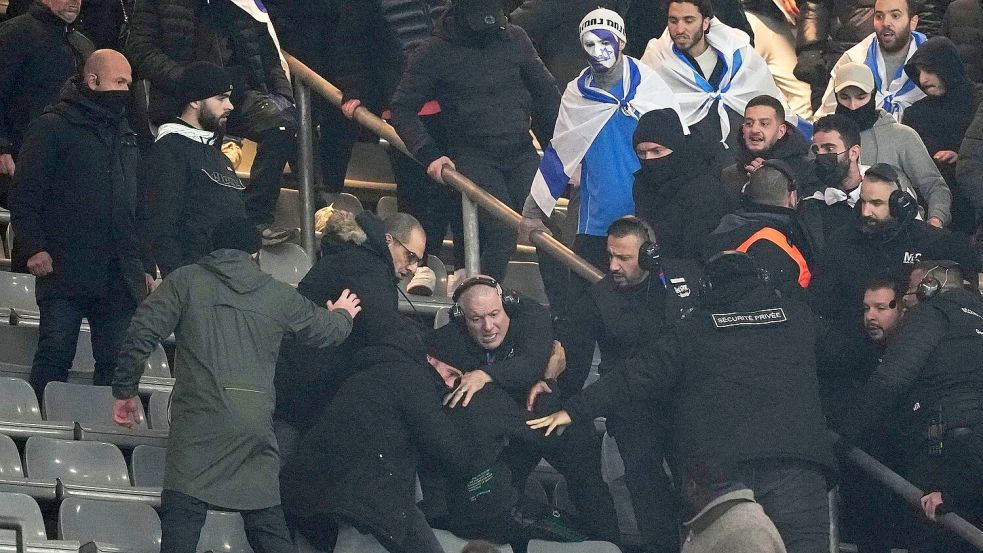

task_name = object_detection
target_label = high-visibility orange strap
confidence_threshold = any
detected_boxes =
[736,227,812,288]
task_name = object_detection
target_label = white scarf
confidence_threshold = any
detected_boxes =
[529,57,686,215]
[156,122,217,145]
[639,18,798,146]
[228,0,290,80]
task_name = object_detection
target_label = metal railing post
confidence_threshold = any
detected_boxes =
[0,516,24,553]
[828,488,840,553]
[461,193,481,277]
[294,80,317,260]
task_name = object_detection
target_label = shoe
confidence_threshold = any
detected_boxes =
[407,266,436,296]
[258,225,299,247]
[447,268,467,298]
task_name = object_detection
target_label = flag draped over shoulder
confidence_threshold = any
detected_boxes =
[640,18,799,144]
[530,57,686,215]
[229,0,291,80]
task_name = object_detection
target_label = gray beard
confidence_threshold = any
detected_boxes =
[591,55,625,91]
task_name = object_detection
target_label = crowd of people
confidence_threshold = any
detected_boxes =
[2,0,983,553]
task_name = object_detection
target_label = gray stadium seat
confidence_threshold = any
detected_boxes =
[0,377,73,440]
[434,529,516,553]
[196,510,253,553]
[42,382,168,449]
[600,434,641,539]
[24,437,159,506]
[0,271,38,319]
[258,243,312,287]
[400,255,448,298]
[319,192,363,215]
[130,445,165,488]
[148,390,171,431]
[58,497,161,553]
[551,479,576,515]
[0,492,48,543]
[433,307,451,329]
[526,540,621,553]
[334,525,514,553]
[375,195,397,220]
[503,261,549,306]
[0,433,56,501]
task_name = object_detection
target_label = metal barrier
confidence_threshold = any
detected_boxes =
[0,516,25,553]
[283,52,983,551]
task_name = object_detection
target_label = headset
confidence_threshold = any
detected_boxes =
[916,261,961,301]
[450,275,521,322]
[699,250,771,298]
[616,215,663,273]
[866,164,918,224]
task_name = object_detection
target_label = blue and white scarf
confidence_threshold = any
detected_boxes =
[529,57,684,215]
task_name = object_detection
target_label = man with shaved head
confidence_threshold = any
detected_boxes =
[10,48,156,396]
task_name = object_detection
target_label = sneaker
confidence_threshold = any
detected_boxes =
[258,224,299,247]
[407,266,436,296]
[447,268,467,298]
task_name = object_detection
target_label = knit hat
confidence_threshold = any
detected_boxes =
[176,61,234,107]
[632,108,687,151]
[211,217,261,254]
[579,8,627,43]
[455,0,506,30]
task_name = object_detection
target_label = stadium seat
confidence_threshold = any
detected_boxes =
[42,382,168,449]
[0,492,48,543]
[258,243,312,287]
[58,497,161,553]
[130,445,165,489]
[0,271,38,319]
[0,377,73,440]
[273,188,301,238]
[400,255,448,299]
[599,434,640,539]
[433,307,451,329]
[0,433,56,501]
[319,192,363,215]
[24,437,159,506]
[375,195,397,220]
[148,390,171,431]
[503,261,549,306]
[551,478,576,515]
[526,540,622,553]
[196,510,253,553]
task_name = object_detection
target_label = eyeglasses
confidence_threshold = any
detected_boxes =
[392,236,422,266]
[810,145,847,156]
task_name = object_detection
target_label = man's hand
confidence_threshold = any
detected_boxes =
[0,153,14,176]
[921,491,944,521]
[27,251,53,277]
[341,98,362,120]
[527,410,571,436]
[933,150,958,164]
[327,288,362,319]
[112,397,142,428]
[744,157,766,174]
[928,216,944,228]
[526,380,553,411]
[145,273,158,294]
[781,0,801,17]
[544,340,566,380]
[519,216,550,245]
[427,156,455,184]
[443,369,492,408]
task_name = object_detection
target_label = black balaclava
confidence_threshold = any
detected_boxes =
[632,108,692,184]
[79,82,130,117]
[452,0,505,45]
[835,92,879,131]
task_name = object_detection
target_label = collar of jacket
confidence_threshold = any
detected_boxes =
[46,79,131,132]
[713,203,797,235]
[684,488,757,534]
[29,2,76,30]
[197,249,272,294]
[734,122,810,168]
[156,119,219,145]
[319,211,400,285]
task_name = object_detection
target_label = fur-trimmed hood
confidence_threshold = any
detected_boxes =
[319,210,396,282]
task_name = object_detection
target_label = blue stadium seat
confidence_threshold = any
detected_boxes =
[58,497,161,553]
[42,382,168,450]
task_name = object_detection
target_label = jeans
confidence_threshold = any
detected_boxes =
[452,142,541,282]
[30,284,136,397]
[736,459,831,553]
[160,490,296,553]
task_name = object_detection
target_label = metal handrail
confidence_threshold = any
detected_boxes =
[284,53,603,283]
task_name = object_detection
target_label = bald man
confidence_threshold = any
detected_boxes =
[10,49,156,396]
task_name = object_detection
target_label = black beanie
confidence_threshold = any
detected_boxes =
[176,61,233,107]
[632,108,687,151]
[211,217,261,254]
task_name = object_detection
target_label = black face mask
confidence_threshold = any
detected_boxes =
[84,88,130,115]
[636,153,685,184]
[835,96,879,130]
[814,151,851,186]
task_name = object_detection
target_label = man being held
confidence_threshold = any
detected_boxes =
[10,49,155,396]
[113,218,361,553]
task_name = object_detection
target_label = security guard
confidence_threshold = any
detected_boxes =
[548,215,699,553]
[530,251,837,553]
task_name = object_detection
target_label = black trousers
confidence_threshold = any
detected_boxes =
[160,490,295,553]
[538,233,609,320]
[452,142,540,282]
[241,126,298,227]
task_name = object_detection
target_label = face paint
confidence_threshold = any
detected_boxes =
[581,29,621,72]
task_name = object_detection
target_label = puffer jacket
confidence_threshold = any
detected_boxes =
[126,0,292,122]
[942,0,983,85]
[956,102,983,222]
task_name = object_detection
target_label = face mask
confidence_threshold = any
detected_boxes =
[835,96,879,130]
[814,151,850,186]
[85,88,130,114]
[581,29,621,72]
[636,154,682,184]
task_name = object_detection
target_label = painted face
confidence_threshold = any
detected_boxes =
[581,29,620,72]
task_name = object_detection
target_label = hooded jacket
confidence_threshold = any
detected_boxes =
[941,0,983,85]
[859,110,952,224]
[9,79,151,302]
[140,119,247,277]
[720,124,812,199]
[902,37,978,155]
[0,2,93,156]
[956,101,983,219]
[389,9,560,166]
[113,249,354,510]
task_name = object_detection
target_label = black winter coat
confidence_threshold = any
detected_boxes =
[140,120,246,277]
[720,125,812,200]
[566,282,837,477]
[0,3,93,156]
[956,102,983,221]
[389,11,560,166]
[9,81,151,302]
[125,0,293,123]
[942,0,983,86]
